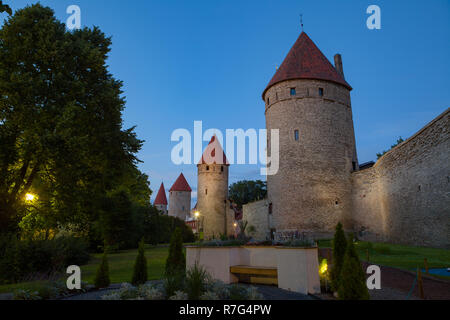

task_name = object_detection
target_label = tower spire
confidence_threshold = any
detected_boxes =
[300,14,304,32]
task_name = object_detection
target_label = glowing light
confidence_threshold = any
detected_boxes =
[25,193,35,202]
[319,259,328,274]
[233,223,237,228]
[194,211,200,218]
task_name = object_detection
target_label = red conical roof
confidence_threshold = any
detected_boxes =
[169,173,192,192]
[263,32,351,99]
[198,135,229,165]
[154,182,168,205]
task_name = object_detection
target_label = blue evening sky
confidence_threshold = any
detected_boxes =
[3,0,450,206]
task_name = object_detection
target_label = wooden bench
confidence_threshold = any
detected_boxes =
[230,265,278,286]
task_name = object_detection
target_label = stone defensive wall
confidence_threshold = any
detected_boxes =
[352,108,450,248]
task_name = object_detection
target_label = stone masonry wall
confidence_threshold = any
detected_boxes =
[197,164,232,238]
[168,191,191,221]
[243,199,269,240]
[265,79,358,236]
[352,108,450,248]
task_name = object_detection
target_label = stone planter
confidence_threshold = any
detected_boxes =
[186,246,241,284]
[186,245,321,294]
[275,247,321,294]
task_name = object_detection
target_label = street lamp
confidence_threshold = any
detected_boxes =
[25,193,35,202]
[194,211,200,219]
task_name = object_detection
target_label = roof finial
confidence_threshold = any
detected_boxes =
[300,14,304,32]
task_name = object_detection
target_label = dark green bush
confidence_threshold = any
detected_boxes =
[165,228,186,277]
[330,222,347,291]
[0,235,90,284]
[94,251,110,289]
[145,213,195,245]
[338,235,370,300]
[131,238,147,285]
[164,228,186,296]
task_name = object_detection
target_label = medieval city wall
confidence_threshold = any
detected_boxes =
[352,108,450,248]
[243,199,269,240]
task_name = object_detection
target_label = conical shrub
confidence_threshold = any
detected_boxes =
[165,227,185,276]
[330,222,347,291]
[131,238,148,285]
[164,227,185,297]
[338,235,370,300]
[94,251,110,289]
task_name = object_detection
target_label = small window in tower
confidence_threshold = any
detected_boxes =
[290,88,296,96]
[221,166,224,172]
[182,206,185,211]
[206,166,209,171]
[294,130,299,141]
[352,161,356,171]
[319,88,324,96]
[268,203,273,215]
[205,189,208,195]
[267,97,270,104]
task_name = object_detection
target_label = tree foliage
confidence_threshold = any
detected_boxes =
[330,222,347,291]
[376,136,404,159]
[338,235,370,300]
[228,180,267,208]
[145,212,195,245]
[0,1,12,15]
[0,4,149,237]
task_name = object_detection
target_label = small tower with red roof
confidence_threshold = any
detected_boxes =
[168,173,192,221]
[154,182,168,215]
[197,135,234,238]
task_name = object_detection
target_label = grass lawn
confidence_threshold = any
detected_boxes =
[318,239,450,277]
[81,245,170,284]
[0,245,170,294]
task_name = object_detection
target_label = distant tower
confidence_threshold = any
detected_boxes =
[154,182,168,215]
[263,32,358,238]
[197,136,234,239]
[168,173,192,221]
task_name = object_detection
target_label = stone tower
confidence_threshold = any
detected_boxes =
[168,173,192,221]
[263,32,358,238]
[154,182,168,215]
[197,136,234,239]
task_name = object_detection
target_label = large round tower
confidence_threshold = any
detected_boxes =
[263,32,358,238]
[168,173,192,221]
[197,136,233,239]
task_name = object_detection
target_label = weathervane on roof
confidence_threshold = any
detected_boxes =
[300,14,304,32]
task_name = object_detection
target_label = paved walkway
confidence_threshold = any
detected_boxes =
[361,262,450,300]
[252,285,313,300]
